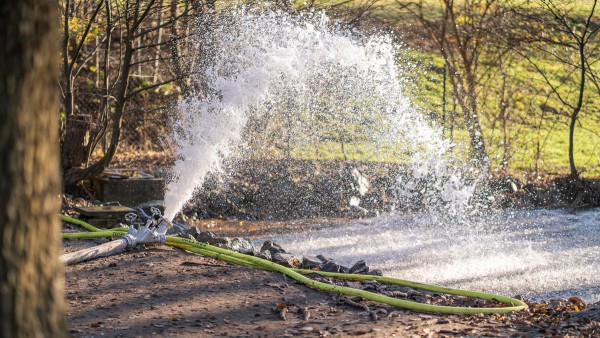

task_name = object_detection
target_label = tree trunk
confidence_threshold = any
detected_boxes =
[63,23,135,186]
[169,0,191,95]
[568,111,579,178]
[465,86,488,167]
[61,114,93,169]
[569,44,586,179]
[0,0,68,337]
[445,64,488,167]
[153,0,165,83]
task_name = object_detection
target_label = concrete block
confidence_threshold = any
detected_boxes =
[92,169,165,207]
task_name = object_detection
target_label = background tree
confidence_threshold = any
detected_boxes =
[513,0,599,178]
[60,0,206,187]
[396,0,516,167]
[0,0,68,336]
[300,0,385,29]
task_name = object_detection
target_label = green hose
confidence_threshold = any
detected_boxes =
[61,215,128,233]
[61,215,103,232]
[62,230,126,239]
[61,215,528,315]
[168,238,527,314]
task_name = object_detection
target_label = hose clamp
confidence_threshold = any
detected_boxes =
[122,234,137,247]
[154,234,167,244]
[123,208,169,247]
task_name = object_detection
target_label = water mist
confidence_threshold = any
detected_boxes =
[161,7,600,303]
[164,8,474,221]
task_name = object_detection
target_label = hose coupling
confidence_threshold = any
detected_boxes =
[122,234,137,247]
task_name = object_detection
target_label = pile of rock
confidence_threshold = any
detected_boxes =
[181,228,382,276]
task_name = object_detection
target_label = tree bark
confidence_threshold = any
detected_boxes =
[464,76,487,166]
[0,0,68,337]
[569,43,586,178]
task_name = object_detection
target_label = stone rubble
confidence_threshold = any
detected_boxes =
[179,226,381,275]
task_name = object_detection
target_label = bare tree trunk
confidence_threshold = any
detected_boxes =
[62,0,73,119]
[64,13,136,186]
[446,65,487,166]
[95,35,100,86]
[514,0,598,177]
[137,35,142,76]
[153,0,165,83]
[60,0,203,187]
[568,44,586,178]
[60,0,104,171]
[64,0,154,186]
[169,0,188,93]
[493,67,510,170]
[568,114,578,177]
[465,80,487,165]
[0,0,68,337]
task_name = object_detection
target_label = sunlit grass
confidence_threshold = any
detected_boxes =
[213,1,600,177]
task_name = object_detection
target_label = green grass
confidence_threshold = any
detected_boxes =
[278,50,600,177]
[215,1,600,177]
[376,1,600,177]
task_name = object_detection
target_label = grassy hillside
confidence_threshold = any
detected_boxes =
[282,0,600,177]
[401,49,600,177]
[65,0,599,177]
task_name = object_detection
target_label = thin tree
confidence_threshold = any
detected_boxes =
[60,0,205,186]
[397,0,518,167]
[513,0,599,177]
[0,0,68,336]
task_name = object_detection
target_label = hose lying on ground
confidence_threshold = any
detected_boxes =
[60,214,528,315]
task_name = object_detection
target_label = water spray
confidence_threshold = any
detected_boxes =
[61,213,527,315]
[163,8,477,221]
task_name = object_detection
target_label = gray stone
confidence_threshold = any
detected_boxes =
[214,238,233,249]
[368,269,383,276]
[256,250,272,261]
[196,231,229,246]
[317,254,333,263]
[184,227,202,237]
[321,261,346,273]
[228,237,256,255]
[273,253,300,267]
[349,260,369,274]
[169,220,190,234]
[183,234,196,241]
[302,255,322,269]
[260,240,287,256]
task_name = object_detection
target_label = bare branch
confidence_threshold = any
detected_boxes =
[68,1,104,75]
[133,31,195,51]
[132,0,158,32]
[125,77,179,101]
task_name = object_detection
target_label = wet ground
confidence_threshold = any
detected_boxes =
[64,245,598,337]
[63,210,600,337]
[266,208,600,304]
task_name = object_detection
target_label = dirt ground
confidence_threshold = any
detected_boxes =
[63,241,599,338]
[64,154,600,337]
